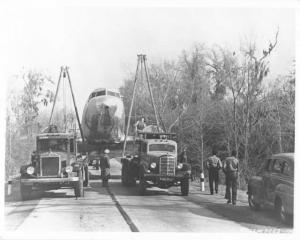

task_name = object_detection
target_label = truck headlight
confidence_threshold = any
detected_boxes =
[26,166,35,175]
[177,163,183,169]
[150,162,156,169]
[65,166,73,173]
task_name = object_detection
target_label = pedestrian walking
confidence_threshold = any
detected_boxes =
[223,150,239,205]
[100,149,111,187]
[222,158,229,199]
[206,149,222,195]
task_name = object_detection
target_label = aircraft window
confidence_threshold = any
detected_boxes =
[96,91,106,97]
[89,91,106,100]
[107,91,120,98]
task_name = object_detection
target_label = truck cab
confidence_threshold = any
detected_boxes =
[20,129,87,200]
[121,132,191,195]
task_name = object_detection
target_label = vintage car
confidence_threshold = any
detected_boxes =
[121,132,191,196]
[247,153,294,223]
[19,131,88,200]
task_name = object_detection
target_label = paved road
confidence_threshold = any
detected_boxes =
[4,158,292,233]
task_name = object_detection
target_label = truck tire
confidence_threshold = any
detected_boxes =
[248,192,260,210]
[138,179,146,195]
[181,177,189,196]
[74,169,84,198]
[20,182,32,201]
[128,176,136,186]
[121,165,128,186]
[83,165,89,187]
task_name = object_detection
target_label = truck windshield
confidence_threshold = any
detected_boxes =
[149,144,175,153]
[37,139,69,152]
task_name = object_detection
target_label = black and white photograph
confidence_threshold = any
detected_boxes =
[0,0,298,238]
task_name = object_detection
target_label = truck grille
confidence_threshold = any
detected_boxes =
[159,156,175,176]
[40,156,60,177]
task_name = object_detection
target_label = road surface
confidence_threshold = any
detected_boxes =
[4,158,292,233]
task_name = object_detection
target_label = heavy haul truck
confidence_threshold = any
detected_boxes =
[121,131,191,195]
[120,54,191,195]
[19,67,88,200]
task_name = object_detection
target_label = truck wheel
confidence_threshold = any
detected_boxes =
[128,176,136,187]
[20,183,32,201]
[121,165,128,186]
[181,177,189,196]
[138,179,146,195]
[83,165,89,187]
[74,169,84,198]
[248,192,260,210]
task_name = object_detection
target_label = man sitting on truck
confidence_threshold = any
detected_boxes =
[179,147,188,163]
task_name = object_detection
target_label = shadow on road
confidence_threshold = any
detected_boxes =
[87,181,182,197]
[183,193,293,231]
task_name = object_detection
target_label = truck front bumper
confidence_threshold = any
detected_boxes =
[144,172,189,181]
[20,177,79,184]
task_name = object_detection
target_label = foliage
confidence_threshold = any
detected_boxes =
[5,71,54,179]
[120,32,295,189]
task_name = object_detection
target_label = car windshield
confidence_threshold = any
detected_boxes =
[37,138,69,152]
[149,144,175,153]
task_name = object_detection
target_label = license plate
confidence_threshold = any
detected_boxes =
[160,177,173,181]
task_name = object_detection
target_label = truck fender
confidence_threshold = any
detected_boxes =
[248,176,264,203]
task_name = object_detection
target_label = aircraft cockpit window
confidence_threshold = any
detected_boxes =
[96,90,106,97]
[89,90,106,100]
[107,91,120,98]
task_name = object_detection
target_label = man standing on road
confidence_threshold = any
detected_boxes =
[223,150,239,205]
[100,149,111,187]
[206,149,222,195]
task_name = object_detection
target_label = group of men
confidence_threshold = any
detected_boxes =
[206,149,239,205]
[98,116,240,205]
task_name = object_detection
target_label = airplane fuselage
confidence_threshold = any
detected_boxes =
[81,88,125,144]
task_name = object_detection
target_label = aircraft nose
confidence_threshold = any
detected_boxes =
[102,106,112,126]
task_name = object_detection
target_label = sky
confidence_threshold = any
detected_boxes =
[1,1,296,116]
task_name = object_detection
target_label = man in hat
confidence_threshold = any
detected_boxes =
[100,149,111,187]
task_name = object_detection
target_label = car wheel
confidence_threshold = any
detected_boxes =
[248,192,260,210]
[181,177,189,196]
[275,198,290,224]
[20,183,32,201]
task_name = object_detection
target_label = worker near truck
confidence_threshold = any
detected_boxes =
[135,117,146,132]
[179,147,188,163]
[223,150,239,205]
[206,149,222,195]
[100,149,111,187]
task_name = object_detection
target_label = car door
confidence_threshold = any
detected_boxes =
[262,159,272,204]
[265,158,283,205]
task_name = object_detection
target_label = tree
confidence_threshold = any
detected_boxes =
[6,71,54,179]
